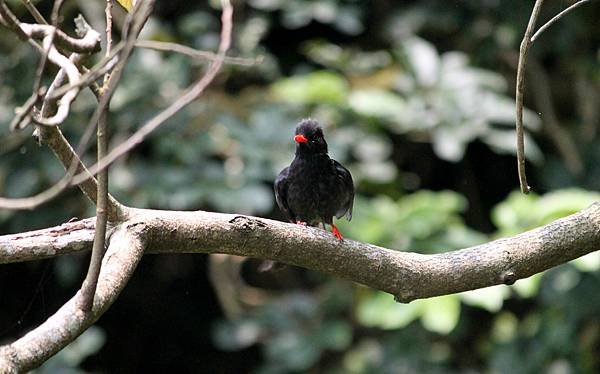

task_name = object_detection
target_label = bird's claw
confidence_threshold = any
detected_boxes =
[331,224,343,241]
[296,220,307,226]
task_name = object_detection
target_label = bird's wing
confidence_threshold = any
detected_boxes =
[274,167,295,222]
[333,160,354,221]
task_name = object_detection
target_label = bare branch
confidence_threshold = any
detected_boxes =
[9,88,45,131]
[79,0,114,313]
[515,0,544,194]
[1,197,599,368]
[135,40,262,66]
[20,0,47,25]
[0,172,75,210]
[4,11,101,130]
[47,46,122,100]
[0,60,124,217]
[31,16,101,127]
[0,0,30,41]
[26,0,65,131]
[36,125,125,220]
[71,0,234,186]
[0,226,144,372]
[0,4,145,214]
[2,203,600,302]
[530,0,593,43]
[18,21,101,53]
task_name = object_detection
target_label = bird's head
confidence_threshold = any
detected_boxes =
[294,119,328,155]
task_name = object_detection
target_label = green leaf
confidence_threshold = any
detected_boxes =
[355,291,421,329]
[512,273,542,298]
[348,89,406,124]
[420,295,460,334]
[571,252,600,272]
[460,285,509,312]
[271,71,348,104]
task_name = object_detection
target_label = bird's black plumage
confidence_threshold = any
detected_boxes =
[274,119,354,239]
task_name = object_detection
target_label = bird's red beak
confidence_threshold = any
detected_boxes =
[294,134,308,144]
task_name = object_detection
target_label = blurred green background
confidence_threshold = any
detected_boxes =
[1,0,599,372]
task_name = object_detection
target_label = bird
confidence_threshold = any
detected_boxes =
[274,118,354,240]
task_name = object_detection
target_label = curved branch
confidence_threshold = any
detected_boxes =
[1,202,599,369]
[0,226,144,372]
[515,0,545,194]
[530,0,593,43]
[18,21,101,53]
[2,203,600,302]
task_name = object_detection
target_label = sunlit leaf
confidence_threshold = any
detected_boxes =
[460,285,509,312]
[420,295,460,334]
[271,71,348,104]
[116,0,136,12]
[355,291,421,329]
[571,252,600,272]
[348,89,406,124]
[402,37,439,87]
[491,312,518,343]
[512,273,542,298]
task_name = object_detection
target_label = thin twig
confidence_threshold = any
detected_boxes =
[30,0,65,107]
[79,0,113,313]
[104,0,112,83]
[531,0,593,42]
[6,15,102,128]
[32,34,82,126]
[20,0,48,25]
[9,88,45,131]
[47,45,122,99]
[18,22,102,53]
[0,172,75,210]
[0,0,29,41]
[515,0,545,194]
[26,0,60,130]
[72,0,234,185]
[135,39,261,66]
[0,52,123,217]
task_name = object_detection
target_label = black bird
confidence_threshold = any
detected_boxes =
[274,119,354,240]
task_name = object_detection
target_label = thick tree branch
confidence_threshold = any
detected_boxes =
[2,203,600,301]
[2,202,599,369]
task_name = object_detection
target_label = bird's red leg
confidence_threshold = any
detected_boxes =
[296,220,307,226]
[331,224,343,240]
